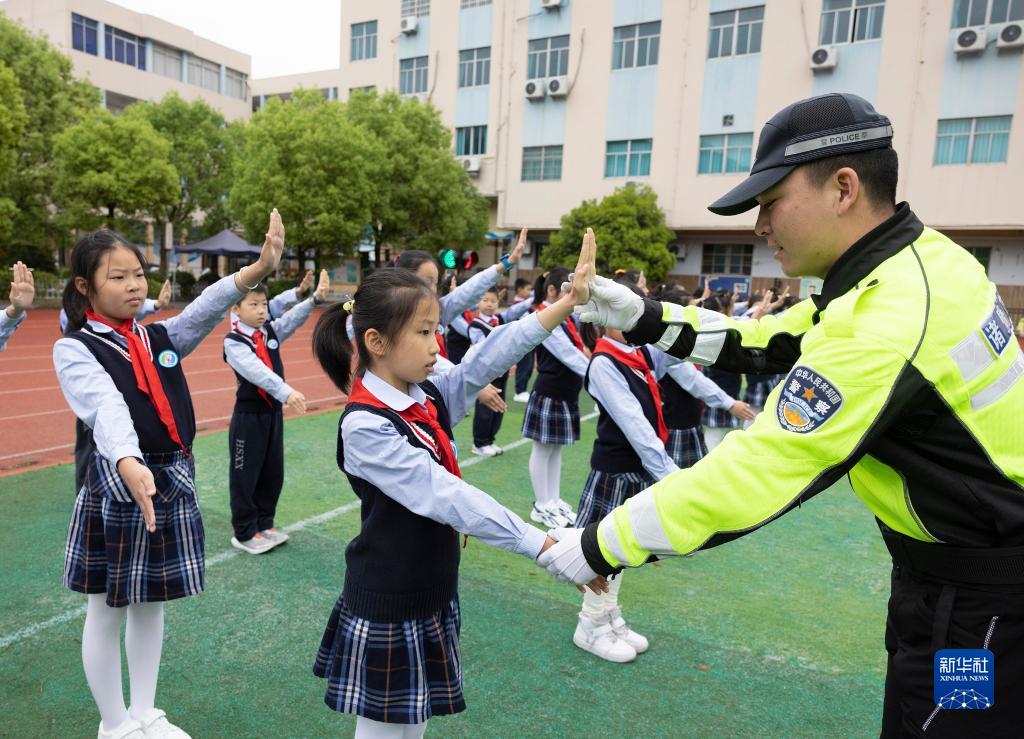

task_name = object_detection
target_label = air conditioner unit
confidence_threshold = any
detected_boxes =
[461,156,481,176]
[809,46,837,71]
[541,0,563,9]
[400,16,418,34]
[996,22,1024,50]
[547,75,569,97]
[524,79,545,100]
[955,26,986,54]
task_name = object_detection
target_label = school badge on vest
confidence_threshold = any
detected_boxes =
[777,366,843,433]
[267,338,280,350]
[157,350,179,368]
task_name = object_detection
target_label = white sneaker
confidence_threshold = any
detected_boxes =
[554,499,577,525]
[230,533,276,554]
[529,502,566,528]
[98,719,146,739]
[573,615,637,663]
[472,445,499,457]
[134,709,191,738]
[261,527,289,545]
[513,392,530,403]
[607,608,649,654]
[488,444,504,455]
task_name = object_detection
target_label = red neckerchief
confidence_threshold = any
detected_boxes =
[436,330,448,359]
[85,309,187,452]
[346,377,461,479]
[536,302,585,352]
[593,338,669,444]
[462,309,475,325]
[250,328,275,407]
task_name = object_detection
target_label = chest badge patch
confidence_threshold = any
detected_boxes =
[266,338,280,350]
[157,350,179,368]
[777,366,843,433]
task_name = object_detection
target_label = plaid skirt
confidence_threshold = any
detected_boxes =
[64,449,205,608]
[575,469,655,529]
[742,375,783,409]
[521,392,580,446]
[314,596,465,724]
[703,403,741,429]
[666,427,708,471]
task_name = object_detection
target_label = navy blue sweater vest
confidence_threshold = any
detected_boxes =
[469,314,510,388]
[337,380,461,622]
[585,347,661,474]
[532,322,583,403]
[705,366,741,400]
[223,324,285,413]
[69,323,196,453]
[660,375,704,430]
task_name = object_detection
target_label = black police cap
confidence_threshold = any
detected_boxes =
[708,93,894,216]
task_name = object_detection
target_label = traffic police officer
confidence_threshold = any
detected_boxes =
[539,93,1024,736]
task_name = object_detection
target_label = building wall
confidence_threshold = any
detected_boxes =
[1,0,252,120]
[251,68,343,111]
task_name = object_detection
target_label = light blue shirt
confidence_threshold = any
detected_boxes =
[538,306,589,378]
[468,300,533,345]
[268,287,300,320]
[224,298,315,403]
[0,307,25,352]
[341,315,553,559]
[439,265,500,327]
[586,338,679,481]
[661,358,735,410]
[53,274,245,466]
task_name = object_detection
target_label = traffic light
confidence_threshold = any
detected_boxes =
[460,250,478,270]
[438,249,478,271]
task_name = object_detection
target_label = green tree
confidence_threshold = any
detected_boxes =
[229,89,378,271]
[343,90,489,264]
[542,184,676,282]
[124,93,240,271]
[52,108,179,230]
[0,13,100,263]
[0,61,27,244]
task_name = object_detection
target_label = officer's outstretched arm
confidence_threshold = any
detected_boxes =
[624,297,817,374]
[580,332,914,575]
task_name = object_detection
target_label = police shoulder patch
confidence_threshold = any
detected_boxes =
[776,365,843,433]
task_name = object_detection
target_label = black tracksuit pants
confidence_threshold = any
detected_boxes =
[228,408,284,541]
[473,374,507,448]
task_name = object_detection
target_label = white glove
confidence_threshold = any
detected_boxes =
[537,527,600,585]
[573,275,645,331]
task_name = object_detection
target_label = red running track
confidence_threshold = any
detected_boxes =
[0,307,346,476]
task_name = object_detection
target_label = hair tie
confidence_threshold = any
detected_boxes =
[342,300,355,313]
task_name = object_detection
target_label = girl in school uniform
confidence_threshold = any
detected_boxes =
[53,211,285,739]
[699,294,746,450]
[0,261,34,352]
[523,268,590,529]
[310,233,606,738]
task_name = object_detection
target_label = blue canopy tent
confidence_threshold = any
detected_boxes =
[173,229,262,259]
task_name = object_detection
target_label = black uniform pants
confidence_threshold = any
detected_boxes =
[472,374,507,448]
[228,409,284,541]
[514,350,534,394]
[881,561,1024,736]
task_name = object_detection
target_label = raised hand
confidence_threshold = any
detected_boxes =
[8,261,35,318]
[314,268,330,303]
[574,275,645,331]
[117,457,157,533]
[506,227,528,268]
[298,269,315,298]
[156,280,172,309]
[238,209,286,290]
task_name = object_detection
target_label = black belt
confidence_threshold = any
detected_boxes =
[882,528,1024,587]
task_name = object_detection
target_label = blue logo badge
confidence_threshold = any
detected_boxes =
[980,296,1012,358]
[157,350,179,368]
[777,366,843,433]
[266,338,279,350]
[935,649,994,709]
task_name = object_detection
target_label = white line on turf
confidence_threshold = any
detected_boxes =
[0,408,599,649]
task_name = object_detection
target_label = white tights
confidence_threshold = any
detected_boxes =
[702,426,731,451]
[528,442,563,506]
[580,572,623,621]
[82,594,164,731]
[354,716,427,738]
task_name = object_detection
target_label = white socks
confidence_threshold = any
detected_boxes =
[82,594,165,730]
[581,572,622,621]
[355,716,427,738]
[528,442,563,507]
